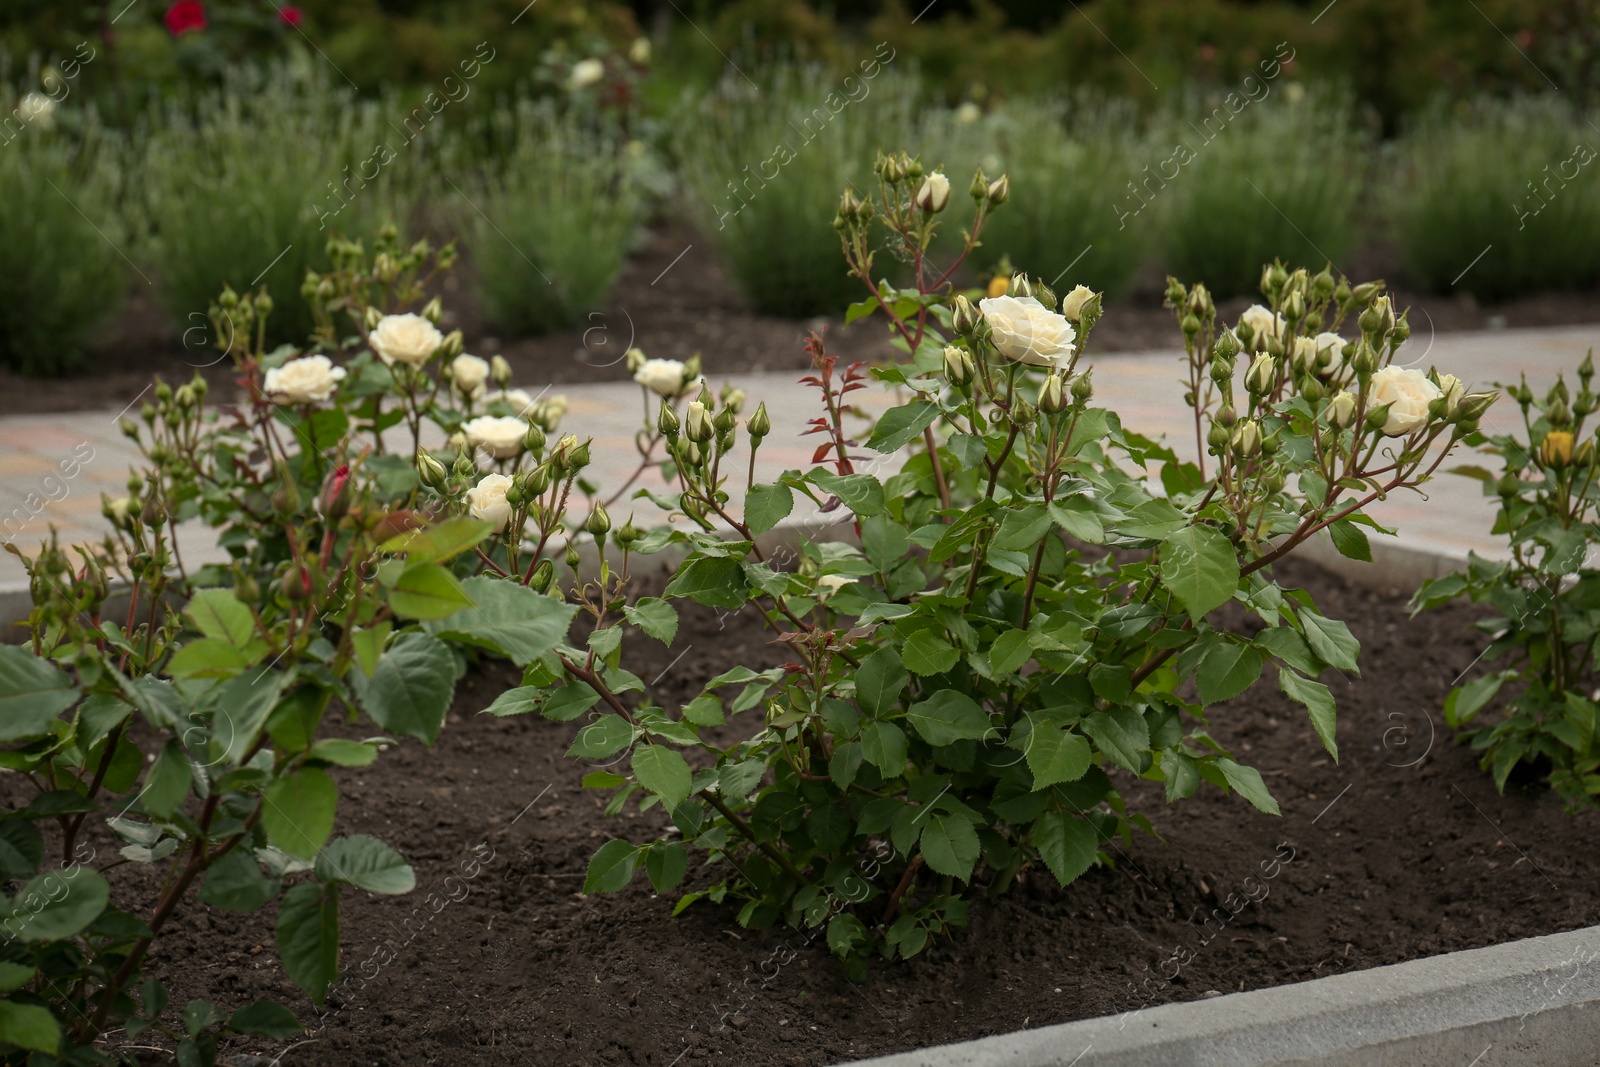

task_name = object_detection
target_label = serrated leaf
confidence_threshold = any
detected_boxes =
[632,746,692,808]
[1082,706,1149,772]
[905,690,989,746]
[200,850,279,913]
[1195,640,1264,705]
[1034,811,1099,886]
[1279,669,1339,760]
[860,721,908,774]
[423,576,577,666]
[743,483,794,536]
[276,882,339,1007]
[918,812,979,881]
[0,645,79,742]
[1216,758,1280,815]
[865,401,939,453]
[141,741,191,820]
[262,768,337,859]
[584,839,640,893]
[349,632,455,744]
[567,715,636,759]
[379,516,493,563]
[989,630,1036,676]
[645,842,688,893]
[1328,518,1372,561]
[0,1001,61,1055]
[623,598,678,644]
[388,562,474,620]
[1298,611,1360,673]
[1160,526,1239,622]
[5,868,109,941]
[185,588,255,647]
[315,835,415,895]
[228,1001,302,1040]
[350,622,391,679]
[308,739,379,767]
[1025,723,1092,789]
[901,631,958,676]
[664,556,749,609]
[856,647,908,715]
[810,471,886,517]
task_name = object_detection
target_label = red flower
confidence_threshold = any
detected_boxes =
[164,0,207,36]
[279,5,304,28]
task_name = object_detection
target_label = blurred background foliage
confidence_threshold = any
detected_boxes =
[1,0,1598,372]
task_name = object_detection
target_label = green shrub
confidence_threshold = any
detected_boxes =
[139,68,400,346]
[1156,92,1363,298]
[949,96,1152,298]
[456,102,642,336]
[672,62,918,317]
[1392,96,1600,300]
[0,113,126,376]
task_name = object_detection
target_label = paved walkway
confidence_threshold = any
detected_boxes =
[2,324,1595,591]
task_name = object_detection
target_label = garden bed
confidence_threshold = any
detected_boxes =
[10,222,1600,417]
[23,554,1593,1067]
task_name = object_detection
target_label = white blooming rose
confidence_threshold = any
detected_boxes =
[569,58,604,90]
[466,473,515,531]
[1061,285,1095,322]
[262,355,346,404]
[815,573,852,596]
[1239,304,1284,341]
[486,388,535,416]
[451,354,490,395]
[979,295,1077,367]
[19,92,56,128]
[955,101,982,125]
[629,38,651,65]
[1368,366,1442,436]
[370,313,443,366]
[633,358,688,397]
[463,415,528,459]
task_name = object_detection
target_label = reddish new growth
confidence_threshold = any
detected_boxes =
[798,329,869,485]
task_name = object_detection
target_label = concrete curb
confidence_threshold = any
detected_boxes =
[840,924,1600,1067]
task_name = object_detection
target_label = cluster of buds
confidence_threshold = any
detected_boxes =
[208,284,274,363]
[656,383,752,482]
[304,223,459,346]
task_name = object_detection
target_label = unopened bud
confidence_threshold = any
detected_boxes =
[1245,353,1276,394]
[659,401,681,438]
[1039,372,1067,414]
[1542,430,1575,467]
[986,174,1010,206]
[529,558,555,593]
[490,355,513,387]
[1326,391,1357,429]
[1232,420,1262,457]
[1007,273,1033,300]
[942,345,975,388]
[586,503,611,538]
[421,296,444,325]
[915,171,950,214]
[416,451,448,490]
[1071,369,1094,404]
[951,294,978,336]
[685,400,714,442]
[748,401,771,440]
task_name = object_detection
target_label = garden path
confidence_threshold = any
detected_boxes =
[0,324,1592,595]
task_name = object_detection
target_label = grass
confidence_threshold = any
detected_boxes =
[672,66,919,317]
[138,68,401,346]
[1391,96,1600,301]
[1153,91,1364,298]
[454,102,643,336]
[0,112,126,375]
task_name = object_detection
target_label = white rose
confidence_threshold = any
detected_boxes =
[466,473,515,531]
[1239,304,1284,341]
[1368,366,1442,436]
[916,171,950,213]
[262,355,346,404]
[569,58,604,90]
[633,358,688,397]
[1061,285,1095,322]
[979,295,1077,367]
[370,313,443,366]
[486,388,535,417]
[955,101,982,125]
[20,92,55,128]
[451,354,490,395]
[815,574,852,596]
[629,37,651,65]
[462,415,528,459]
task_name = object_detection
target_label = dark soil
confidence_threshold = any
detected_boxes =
[11,221,1600,416]
[15,555,1597,1066]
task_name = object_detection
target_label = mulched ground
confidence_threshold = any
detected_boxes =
[12,219,1600,415]
[12,555,1594,1066]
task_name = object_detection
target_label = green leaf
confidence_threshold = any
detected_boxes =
[379,516,493,563]
[1216,758,1280,815]
[717,758,766,802]
[307,739,379,767]
[865,401,939,453]
[1026,723,1092,789]
[350,622,392,679]
[1255,626,1325,676]
[989,630,1037,676]
[681,694,724,727]
[583,839,640,893]
[388,562,475,620]
[906,691,989,746]
[481,687,542,718]
[860,515,912,572]
[349,632,455,744]
[664,556,750,609]
[228,1001,302,1040]
[1034,811,1099,886]
[567,715,635,759]
[212,670,286,766]
[1082,706,1150,772]
[1160,750,1202,802]
[856,647,908,716]
[6,868,109,941]
[1279,669,1339,760]
[645,842,688,893]
[1160,526,1240,622]
[199,851,279,913]
[185,588,256,647]
[901,631,958,676]
[0,961,35,992]
[623,598,679,645]
[141,741,192,820]
[1049,498,1105,544]
[182,1000,223,1037]
[860,721,908,774]
[0,645,79,742]
[1298,611,1360,673]
[919,812,980,881]
[541,682,601,722]
[743,483,794,536]
[0,818,43,882]
[1195,639,1265,705]
[423,577,578,666]
[276,882,339,1008]
[1328,518,1372,561]
[315,835,415,895]
[0,1001,61,1055]
[166,637,264,679]
[994,505,1052,552]
[632,746,692,808]
[262,767,337,859]
[810,471,886,517]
